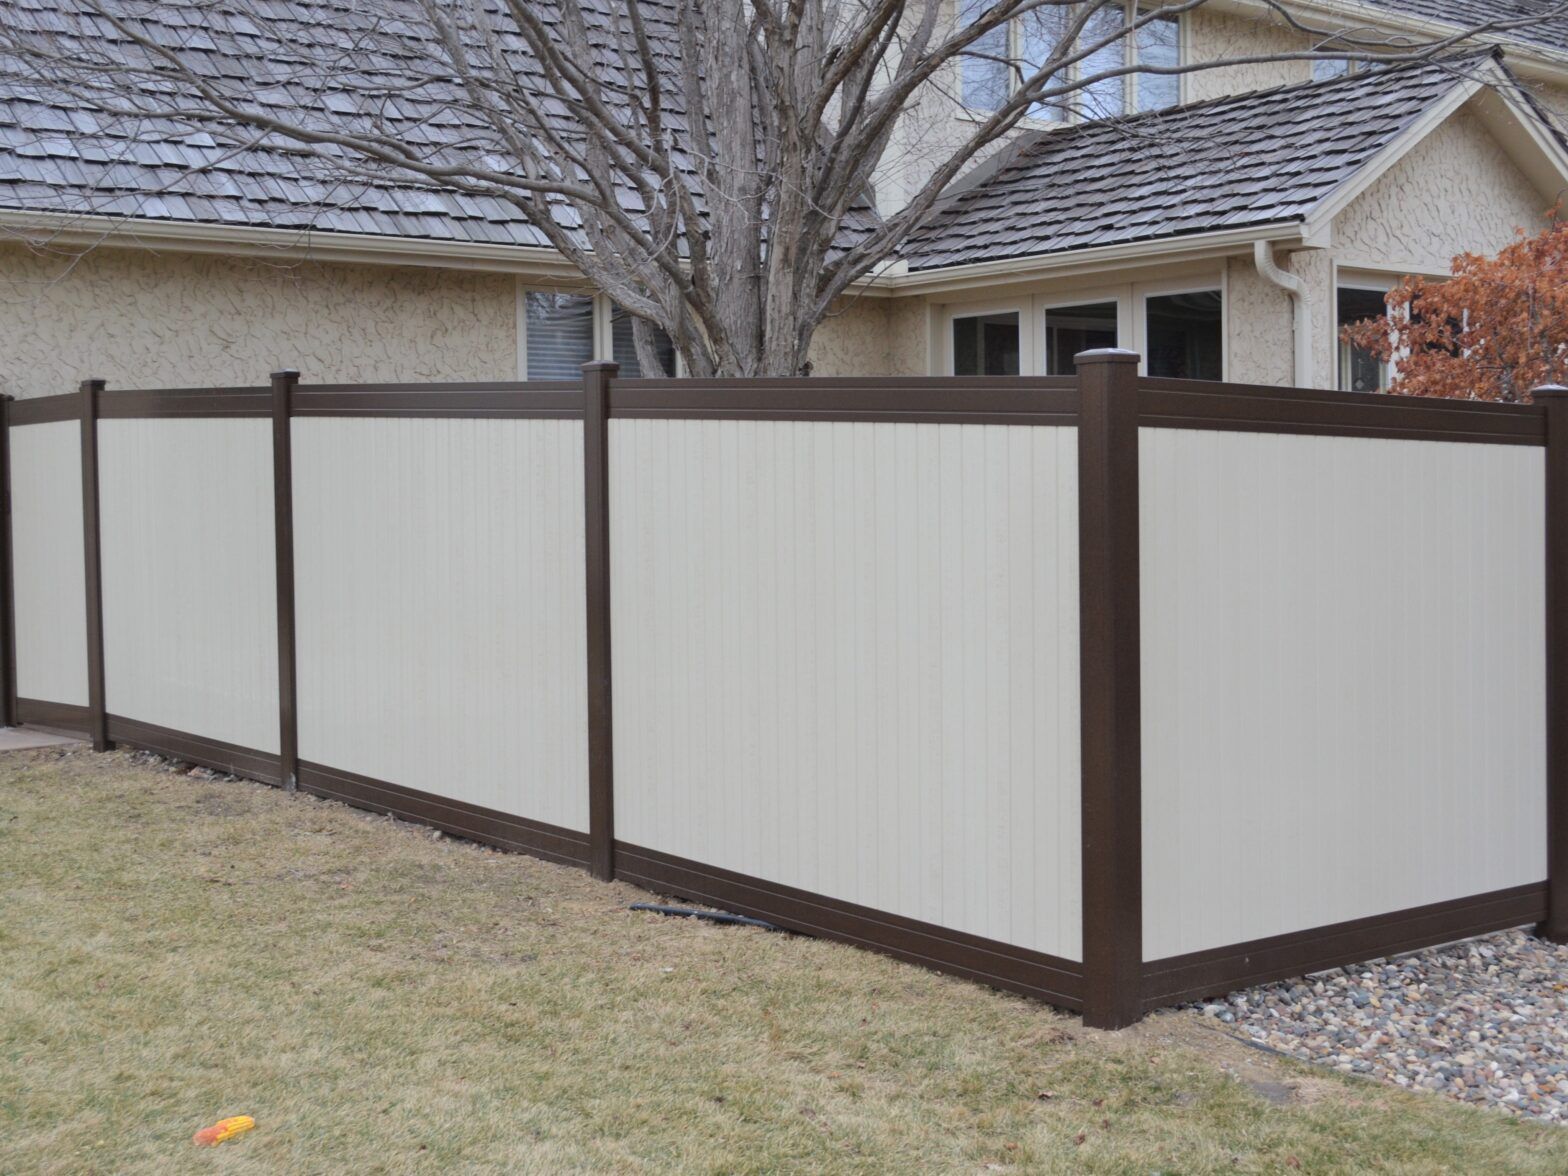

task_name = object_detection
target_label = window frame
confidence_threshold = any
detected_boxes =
[958,1,1185,125]
[942,300,1034,376]
[1037,287,1133,374]
[1333,276,1395,392]
[516,282,682,378]
[1133,275,1228,381]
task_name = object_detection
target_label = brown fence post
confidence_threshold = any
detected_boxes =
[271,369,300,792]
[1076,349,1144,1029]
[1536,384,1568,942]
[0,394,14,728]
[583,361,618,882]
[80,378,109,751]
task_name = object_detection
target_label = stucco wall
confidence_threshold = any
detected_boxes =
[807,297,892,376]
[1334,107,1550,274]
[0,243,517,399]
[1225,256,1295,387]
[1183,7,1310,104]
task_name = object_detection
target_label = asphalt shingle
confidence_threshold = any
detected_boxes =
[903,57,1481,271]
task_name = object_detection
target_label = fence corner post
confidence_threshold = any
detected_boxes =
[271,369,300,793]
[1075,348,1145,1029]
[582,361,619,882]
[0,393,14,729]
[1536,384,1568,942]
[80,377,109,752]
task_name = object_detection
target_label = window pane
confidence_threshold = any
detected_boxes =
[1080,5,1127,120]
[1312,58,1351,82]
[953,311,1021,376]
[1045,302,1118,375]
[1145,291,1222,380]
[525,292,595,379]
[1337,286,1388,392]
[611,305,676,377]
[1019,6,1070,121]
[959,0,1011,112]
[1134,14,1180,112]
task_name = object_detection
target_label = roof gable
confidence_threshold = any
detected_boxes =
[903,59,1483,272]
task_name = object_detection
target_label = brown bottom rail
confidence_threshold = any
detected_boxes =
[297,760,590,869]
[106,716,282,785]
[615,842,1085,1009]
[1142,882,1549,1011]
[15,697,91,733]
[6,709,1548,1023]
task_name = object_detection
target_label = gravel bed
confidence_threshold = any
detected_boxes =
[1194,930,1568,1123]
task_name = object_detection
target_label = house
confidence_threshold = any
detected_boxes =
[0,1,1566,397]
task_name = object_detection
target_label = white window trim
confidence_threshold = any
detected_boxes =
[516,281,684,378]
[1333,267,1404,391]
[942,300,1035,375]
[957,1,1183,126]
[1036,287,1133,373]
[1133,274,1228,380]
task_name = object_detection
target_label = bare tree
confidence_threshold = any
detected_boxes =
[0,0,1562,376]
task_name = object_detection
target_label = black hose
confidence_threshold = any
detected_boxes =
[629,902,780,931]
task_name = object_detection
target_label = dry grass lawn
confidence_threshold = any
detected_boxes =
[3,746,1566,1174]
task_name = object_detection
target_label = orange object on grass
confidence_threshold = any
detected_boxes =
[192,1115,255,1146]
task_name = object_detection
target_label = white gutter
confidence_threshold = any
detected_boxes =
[885,222,1306,295]
[1253,240,1313,389]
[0,208,585,279]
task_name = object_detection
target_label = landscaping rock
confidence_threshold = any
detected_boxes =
[1190,930,1568,1124]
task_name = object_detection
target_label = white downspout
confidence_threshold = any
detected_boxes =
[1253,240,1314,389]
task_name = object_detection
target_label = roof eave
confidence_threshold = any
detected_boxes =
[0,208,587,280]
[878,222,1310,295]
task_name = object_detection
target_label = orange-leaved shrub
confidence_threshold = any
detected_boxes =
[1340,211,1568,403]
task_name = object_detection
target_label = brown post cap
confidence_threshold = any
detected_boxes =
[1074,348,1141,365]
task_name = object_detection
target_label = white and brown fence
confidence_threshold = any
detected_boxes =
[1,353,1557,1029]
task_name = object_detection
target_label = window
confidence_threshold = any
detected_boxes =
[611,305,677,378]
[960,0,1068,121]
[525,292,595,379]
[1145,290,1222,380]
[953,311,1021,375]
[959,2,1180,121]
[1312,58,1352,82]
[1045,301,1118,374]
[1337,286,1388,392]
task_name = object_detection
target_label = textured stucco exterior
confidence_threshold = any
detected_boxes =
[807,297,893,376]
[1183,8,1310,104]
[0,243,517,399]
[1335,108,1552,274]
[1224,255,1296,387]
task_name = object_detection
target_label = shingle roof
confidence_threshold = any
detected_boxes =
[1357,0,1568,57]
[0,1,880,256]
[903,57,1483,271]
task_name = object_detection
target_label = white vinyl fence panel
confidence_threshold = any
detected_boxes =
[1140,428,1546,960]
[293,417,588,831]
[611,419,1083,960]
[10,420,87,706]
[98,418,278,751]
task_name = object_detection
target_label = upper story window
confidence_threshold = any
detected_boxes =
[959,2,1181,122]
[1311,58,1354,82]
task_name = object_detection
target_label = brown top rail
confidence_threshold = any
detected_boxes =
[99,387,273,419]
[9,394,80,425]
[1138,377,1547,446]
[293,381,581,419]
[609,376,1079,425]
